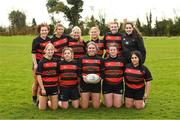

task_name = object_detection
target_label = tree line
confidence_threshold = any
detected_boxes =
[1,0,180,36]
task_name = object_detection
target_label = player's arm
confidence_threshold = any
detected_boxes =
[32,54,38,70]
[144,81,151,100]
[37,75,46,95]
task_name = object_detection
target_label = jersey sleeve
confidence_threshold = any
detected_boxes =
[31,38,38,54]
[144,66,153,82]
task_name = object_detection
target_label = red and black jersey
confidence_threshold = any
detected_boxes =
[79,54,104,80]
[31,36,50,61]
[51,34,70,58]
[68,38,86,60]
[91,39,105,57]
[104,56,125,84]
[103,32,123,57]
[58,60,79,87]
[36,57,59,88]
[124,63,153,89]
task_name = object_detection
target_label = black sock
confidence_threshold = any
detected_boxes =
[32,96,37,101]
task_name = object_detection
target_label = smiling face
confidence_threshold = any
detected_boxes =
[63,49,73,62]
[131,54,139,67]
[125,23,134,35]
[109,46,118,58]
[44,44,54,58]
[40,26,49,39]
[110,23,119,34]
[89,27,100,40]
[72,27,81,40]
[55,26,64,36]
[87,44,97,56]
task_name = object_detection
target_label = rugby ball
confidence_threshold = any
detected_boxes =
[84,74,100,84]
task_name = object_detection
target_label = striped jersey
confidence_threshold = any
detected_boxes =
[103,32,123,57]
[68,38,86,60]
[31,36,50,61]
[58,60,79,87]
[36,57,59,88]
[124,63,153,89]
[51,34,70,58]
[104,56,125,84]
[79,54,104,80]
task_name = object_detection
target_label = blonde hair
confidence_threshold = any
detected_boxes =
[72,26,81,34]
[89,26,100,39]
[44,43,54,51]
[87,41,99,51]
[44,43,54,58]
[89,26,100,34]
[62,47,74,60]
[54,23,64,34]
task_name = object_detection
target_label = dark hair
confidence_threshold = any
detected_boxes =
[131,50,143,66]
[124,22,142,39]
[37,23,50,34]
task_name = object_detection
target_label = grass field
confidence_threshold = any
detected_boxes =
[0,36,180,119]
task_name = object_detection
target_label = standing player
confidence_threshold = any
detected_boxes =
[124,51,153,109]
[79,42,104,109]
[58,47,80,109]
[36,43,59,110]
[103,43,125,108]
[89,26,105,57]
[31,23,51,105]
[51,23,70,60]
[122,22,146,64]
[103,21,123,58]
[68,26,86,60]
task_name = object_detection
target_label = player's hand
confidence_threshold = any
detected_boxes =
[41,89,46,96]
[82,75,87,82]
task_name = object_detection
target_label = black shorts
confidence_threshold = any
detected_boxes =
[40,86,58,96]
[58,86,80,101]
[103,81,124,94]
[124,85,145,100]
[80,80,101,93]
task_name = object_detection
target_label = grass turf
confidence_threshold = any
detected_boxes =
[0,36,180,119]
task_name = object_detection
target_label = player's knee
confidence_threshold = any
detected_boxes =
[51,105,58,110]
[105,103,113,108]
[114,104,122,108]
[81,104,88,109]
[61,104,69,109]
[39,106,46,111]
[125,103,133,108]
[73,104,79,109]
[135,104,144,110]
[93,103,100,109]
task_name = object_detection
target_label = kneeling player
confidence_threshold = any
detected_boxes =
[58,47,80,109]
[36,43,58,110]
[103,43,125,108]
[124,51,153,109]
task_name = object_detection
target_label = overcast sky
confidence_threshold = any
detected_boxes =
[1,0,180,27]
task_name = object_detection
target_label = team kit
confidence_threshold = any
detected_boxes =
[31,21,153,110]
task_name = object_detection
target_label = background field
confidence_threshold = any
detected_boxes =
[0,36,180,119]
